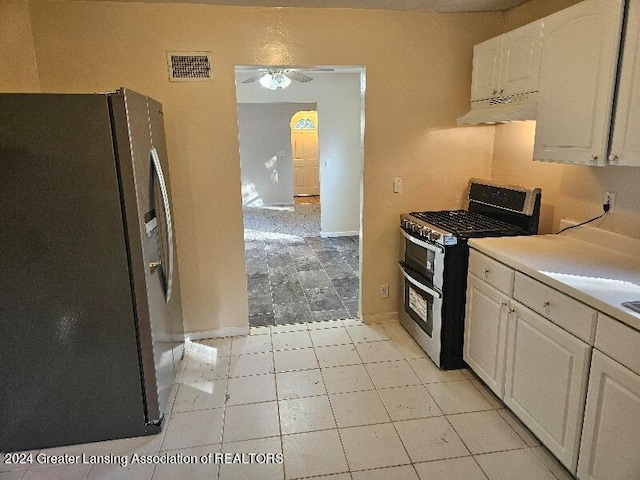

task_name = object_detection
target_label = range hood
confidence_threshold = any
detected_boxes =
[457,92,538,125]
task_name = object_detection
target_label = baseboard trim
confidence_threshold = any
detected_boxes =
[362,312,399,324]
[320,230,359,238]
[185,326,249,341]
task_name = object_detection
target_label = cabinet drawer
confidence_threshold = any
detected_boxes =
[596,314,640,375]
[513,272,597,344]
[468,250,514,295]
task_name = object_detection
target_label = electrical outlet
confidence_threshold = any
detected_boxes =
[379,284,389,299]
[604,191,616,212]
[393,176,403,193]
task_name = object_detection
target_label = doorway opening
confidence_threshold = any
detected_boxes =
[234,66,365,328]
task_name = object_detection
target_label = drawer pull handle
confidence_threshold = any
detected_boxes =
[542,301,550,308]
[508,307,516,314]
[483,268,490,275]
[500,301,508,308]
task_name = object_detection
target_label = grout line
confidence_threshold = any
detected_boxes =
[266,328,287,480]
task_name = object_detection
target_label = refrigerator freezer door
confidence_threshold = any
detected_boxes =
[109,90,175,425]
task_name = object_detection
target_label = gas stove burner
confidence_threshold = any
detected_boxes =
[410,210,526,238]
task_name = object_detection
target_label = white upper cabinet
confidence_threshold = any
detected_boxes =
[470,22,543,102]
[471,35,503,101]
[501,20,543,96]
[534,0,625,166]
[610,0,640,166]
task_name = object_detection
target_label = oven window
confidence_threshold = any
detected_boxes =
[404,239,436,288]
[404,283,434,338]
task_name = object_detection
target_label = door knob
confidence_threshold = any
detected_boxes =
[149,261,161,274]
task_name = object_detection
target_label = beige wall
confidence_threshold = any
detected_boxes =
[8,1,503,333]
[491,0,640,239]
[0,0,40,92]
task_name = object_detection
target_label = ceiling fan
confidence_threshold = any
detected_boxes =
[242,69,314,90]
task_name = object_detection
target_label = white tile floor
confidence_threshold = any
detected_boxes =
[2,319,575,480]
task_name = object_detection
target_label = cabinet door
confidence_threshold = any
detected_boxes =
[578,351,640,480]
[533,0,624,165]
[504,303,591,473]
[610,0,640,166]
[464,274,511,398]
[501,20,543,96]
[471,35,503,101]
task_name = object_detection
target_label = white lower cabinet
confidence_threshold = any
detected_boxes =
[464,249,640,478]
[503,302,592,473]
[464,274,510,398]
[577,351,640,480]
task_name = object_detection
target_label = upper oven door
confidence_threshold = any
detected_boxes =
[400,227,445,292]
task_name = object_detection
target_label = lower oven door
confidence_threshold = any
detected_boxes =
[398,263,444,367]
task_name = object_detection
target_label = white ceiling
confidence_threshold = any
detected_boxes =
[90,0,530,12]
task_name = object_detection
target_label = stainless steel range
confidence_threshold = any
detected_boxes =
[399,179,541,370]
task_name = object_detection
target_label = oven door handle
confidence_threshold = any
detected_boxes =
[400,228,444,253]
[398,262,442,299]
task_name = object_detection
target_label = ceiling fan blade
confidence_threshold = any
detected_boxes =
[286,71,313,83]
[242,74,263,83]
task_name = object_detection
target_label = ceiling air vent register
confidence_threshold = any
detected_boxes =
[167,52,212,82]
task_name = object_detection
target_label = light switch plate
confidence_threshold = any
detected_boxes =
[393,176,403,193]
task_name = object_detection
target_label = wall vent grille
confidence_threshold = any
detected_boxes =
[167,52,212,82]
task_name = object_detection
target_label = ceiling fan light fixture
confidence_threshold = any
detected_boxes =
[258,70,292,90]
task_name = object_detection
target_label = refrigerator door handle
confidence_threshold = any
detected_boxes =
[150,147,174,302]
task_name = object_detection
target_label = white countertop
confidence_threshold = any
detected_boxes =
[468,229,640,332]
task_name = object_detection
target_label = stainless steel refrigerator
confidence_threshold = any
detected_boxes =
[0,89,185,451]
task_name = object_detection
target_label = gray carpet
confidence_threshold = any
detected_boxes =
[243,204,320,241]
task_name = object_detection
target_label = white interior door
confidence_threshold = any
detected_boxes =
[291,111,319,196]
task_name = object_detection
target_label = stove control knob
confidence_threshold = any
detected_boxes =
[418,226,427,237]
[428,231,440,242]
